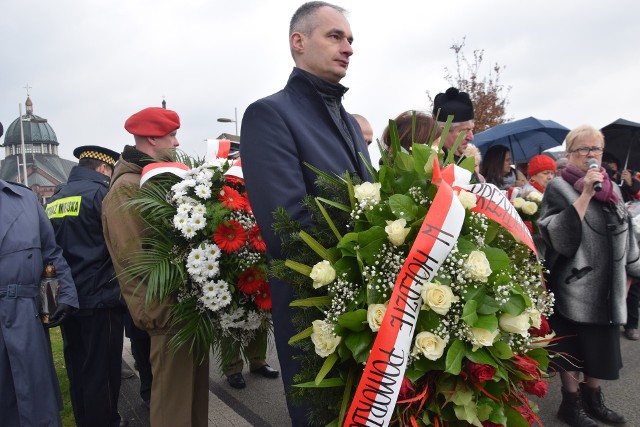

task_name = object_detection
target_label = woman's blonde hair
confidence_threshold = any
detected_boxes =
[565,125,604,152]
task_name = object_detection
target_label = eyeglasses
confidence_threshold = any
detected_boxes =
[569,146,604,155]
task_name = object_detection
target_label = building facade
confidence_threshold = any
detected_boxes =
[0,97,76,203]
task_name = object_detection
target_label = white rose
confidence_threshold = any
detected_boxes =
[311,320,341,357]
[411,331,447,361]
[463,251,492,282]
[521,201,538,215]
[468,327,500,351]
[309,260,336,288]
[527,191,543,203]
[421,282,460,315]
[385,219,411,246]
[512,197,525,209]
[528,309,542,329]
[457,190,477,210]
[353,182,382,205]
[367,303,387,332]
[499,312,531,337]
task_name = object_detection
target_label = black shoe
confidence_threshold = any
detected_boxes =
[580,383,627,426]
[558,388,598,427]
[250,364,280,379]
[226,373,246,389]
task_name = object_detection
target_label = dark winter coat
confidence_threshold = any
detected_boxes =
[539,176,640,325]
[0,179,78,426]
[46,166,125,310]
[240,67,372,424]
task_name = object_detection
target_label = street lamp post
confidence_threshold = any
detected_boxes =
[217,107,238,136]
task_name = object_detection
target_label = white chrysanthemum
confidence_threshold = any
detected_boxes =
[177,203,193,215]
[173,213,189,230]
[196,168,214,183]
[213,280,228,292]
[182,178,197,188]
[217,290,232,308]
[172,181,190,193]
[194,184,212,200]
[172,190,187,202]
[192,203,207,216]
[202,259,219,278]
[187,247,206,268]
[203,243,221,260]
[190,214,206,231]
[202,281,217,293]
[181,223,197,239]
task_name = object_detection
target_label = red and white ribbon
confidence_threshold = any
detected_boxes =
[205,138,231,161]
[139,162,190,187]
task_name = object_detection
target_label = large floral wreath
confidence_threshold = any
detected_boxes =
[271,121,555,427]
[127,149,271,365]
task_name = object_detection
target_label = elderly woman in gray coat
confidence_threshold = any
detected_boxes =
[539,125,640,427]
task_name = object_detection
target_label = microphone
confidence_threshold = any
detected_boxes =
[587,158,602,192]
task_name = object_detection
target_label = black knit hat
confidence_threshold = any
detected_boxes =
[433,87,474,122]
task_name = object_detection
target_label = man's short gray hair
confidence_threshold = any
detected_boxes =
[289,1,347,36]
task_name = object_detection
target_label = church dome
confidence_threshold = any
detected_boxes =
[2,97,59,146]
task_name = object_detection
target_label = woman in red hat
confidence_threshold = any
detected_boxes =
[521,154,557,198]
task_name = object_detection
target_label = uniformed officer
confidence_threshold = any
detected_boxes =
[46,145,128,427]
[1,121,80,426]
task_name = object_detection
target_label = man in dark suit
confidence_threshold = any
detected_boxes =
[240,2,372,425]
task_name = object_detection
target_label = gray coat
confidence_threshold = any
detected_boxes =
[539,177,640,325]
[0,180,78,426]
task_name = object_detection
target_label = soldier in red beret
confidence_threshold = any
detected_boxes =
[103,107,209,427]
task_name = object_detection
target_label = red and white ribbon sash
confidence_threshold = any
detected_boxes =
[139,162,190,187]
[225,158,244,180]
[454,182,535,253]
[345,160,465,427]
[205,138,231,161]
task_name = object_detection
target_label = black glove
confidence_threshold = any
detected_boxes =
[46,303,77,328]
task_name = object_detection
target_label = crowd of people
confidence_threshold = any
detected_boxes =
[0,2,638,427]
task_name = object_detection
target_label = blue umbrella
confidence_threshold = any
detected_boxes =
[473,117,569,163]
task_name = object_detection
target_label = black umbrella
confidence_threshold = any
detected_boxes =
[601,118,640,171]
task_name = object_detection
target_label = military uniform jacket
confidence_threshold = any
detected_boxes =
[46,166,124,310]
[0,179,78,426]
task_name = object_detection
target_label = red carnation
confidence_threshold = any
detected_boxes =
[467,361,496,382]
[238,267,266,295]
[254,284,272,310]
[218,185,246,210]
[482,422,504,427]
[213,220,247,252]
[249,224,266,252]
[529,315,551,337]
[524,379,547,398]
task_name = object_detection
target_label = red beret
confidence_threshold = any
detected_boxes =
[124,107,180,137]
[527,155,557,177]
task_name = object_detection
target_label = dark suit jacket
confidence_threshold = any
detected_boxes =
[240,67,372,424]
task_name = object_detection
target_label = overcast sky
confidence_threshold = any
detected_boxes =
[1,0,639,163]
